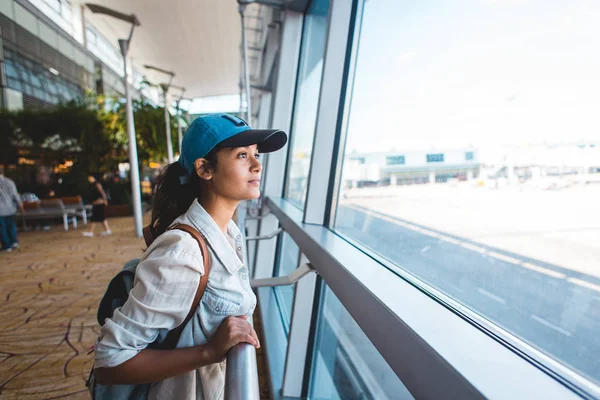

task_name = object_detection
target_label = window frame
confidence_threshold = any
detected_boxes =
[426,153,445,163]
[386,155,406,165]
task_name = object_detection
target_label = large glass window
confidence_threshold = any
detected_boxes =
[310,285,412,399]
[335,0,600,386]
[284,0,330,209]
[2,47,81,105]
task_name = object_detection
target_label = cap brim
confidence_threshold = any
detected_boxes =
[217,129,288,153]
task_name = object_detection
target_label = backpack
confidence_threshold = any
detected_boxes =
[86,223,211,400]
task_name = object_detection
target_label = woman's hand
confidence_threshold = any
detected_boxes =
[206,315,260,363]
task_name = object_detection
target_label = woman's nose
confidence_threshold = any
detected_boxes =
[251,156,262,172]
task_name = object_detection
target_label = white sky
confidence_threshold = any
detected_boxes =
[342,0,600,153]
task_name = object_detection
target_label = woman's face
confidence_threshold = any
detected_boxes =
[198,144,262,201]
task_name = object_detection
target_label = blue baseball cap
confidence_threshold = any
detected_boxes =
[179,113,287,175]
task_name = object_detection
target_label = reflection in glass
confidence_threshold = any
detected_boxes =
[284,0,330,209]
[274,232,300,333]
[310,285,412,400]
[335,0,600,385]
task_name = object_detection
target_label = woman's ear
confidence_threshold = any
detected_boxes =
[195,158,213,181]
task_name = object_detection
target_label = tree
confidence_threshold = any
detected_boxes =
[0,95,176,188]
[113,99,178,167]
[0,110,18,165]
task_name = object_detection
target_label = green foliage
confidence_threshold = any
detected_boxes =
[105,180,132,205]
[0,101,113,170]
[0,110,18,165]
[0,96,178,174]
[113,99,179,166]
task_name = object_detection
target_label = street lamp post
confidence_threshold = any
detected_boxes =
[169,85,186,155]
[86,4,143,238]
[161,84,174,163]
[145,65,175,164]
[175,98,183,154]
[238,4,252,126]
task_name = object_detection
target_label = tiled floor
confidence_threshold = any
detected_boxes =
[0,215,270,399]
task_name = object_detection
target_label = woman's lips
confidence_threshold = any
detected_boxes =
[248,179,261,185]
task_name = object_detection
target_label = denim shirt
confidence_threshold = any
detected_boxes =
[94,200,256,400]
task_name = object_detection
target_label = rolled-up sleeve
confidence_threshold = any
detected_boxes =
[95,232,204,368]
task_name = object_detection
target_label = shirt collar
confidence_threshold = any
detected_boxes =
[183,199,245,274]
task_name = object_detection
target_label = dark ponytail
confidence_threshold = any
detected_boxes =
[150,150,218,236]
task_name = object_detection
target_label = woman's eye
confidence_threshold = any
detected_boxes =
[255,153,261,159]
[237,152,247,159]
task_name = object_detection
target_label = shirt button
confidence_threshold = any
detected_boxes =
[236,235,241,240]
[237,246,242,251]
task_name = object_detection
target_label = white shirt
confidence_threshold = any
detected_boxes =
[94,200,256,399]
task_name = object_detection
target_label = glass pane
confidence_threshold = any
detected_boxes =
[4,59,19,79]
[335,0,600,385]
[6,77,23,91]
[310,285,412,400]
[284,0,330,209]
[274,232,300,332]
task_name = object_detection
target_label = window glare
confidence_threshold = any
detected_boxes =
[335,0,600,386]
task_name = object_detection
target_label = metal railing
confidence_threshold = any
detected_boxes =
[226,202,315,400]
[225,343,260,400]
[226,202,261,400]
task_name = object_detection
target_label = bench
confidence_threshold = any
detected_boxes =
[15,199,77,231]
[60,196,92,225]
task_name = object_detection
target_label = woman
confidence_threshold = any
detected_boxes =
[83,174,112,237]
[93,113,287,399]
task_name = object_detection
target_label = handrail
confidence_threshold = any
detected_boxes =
[227,203,260,400]
[246,227,282,241]
[225,343,260,400]
[251,263,315,288]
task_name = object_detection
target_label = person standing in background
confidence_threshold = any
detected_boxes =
[82,174,112,237]
[0,166,24,252]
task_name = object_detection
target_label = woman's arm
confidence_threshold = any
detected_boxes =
[94,344,214,384]
[93,233,260,385]
[96,182,108,205]
[94,315,259,385]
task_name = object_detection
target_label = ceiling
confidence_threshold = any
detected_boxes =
[77,0,254,98]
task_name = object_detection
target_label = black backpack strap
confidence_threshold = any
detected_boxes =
[161,223,211,348]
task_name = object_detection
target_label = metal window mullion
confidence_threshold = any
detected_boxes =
[302,0,355,225]
[325,0,365,227]
[253,11,303,280]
